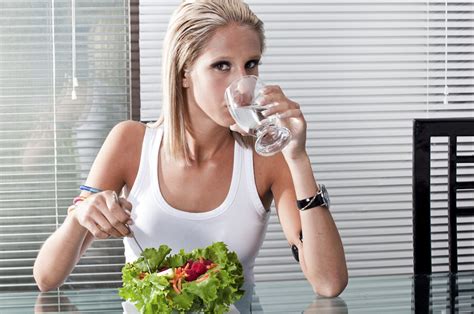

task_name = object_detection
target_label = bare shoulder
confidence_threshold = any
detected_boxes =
[85,120,146,193]
[105,120,146,165]
[108,120,146,143]
[110,120,147,187]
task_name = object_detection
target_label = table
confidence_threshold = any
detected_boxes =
[0,272,472,313]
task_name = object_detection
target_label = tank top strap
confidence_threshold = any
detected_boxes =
[149,126,163,177]
[128,126,162,198]
[237,143,268,216]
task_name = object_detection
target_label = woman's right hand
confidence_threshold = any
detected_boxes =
[72,190,133,239]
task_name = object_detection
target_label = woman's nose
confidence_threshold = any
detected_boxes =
[229,68,250,84]
[238,65,253,77]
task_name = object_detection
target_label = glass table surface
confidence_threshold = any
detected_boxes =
[0,272,472,313]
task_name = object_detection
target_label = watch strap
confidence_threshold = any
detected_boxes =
[297,185,325,211]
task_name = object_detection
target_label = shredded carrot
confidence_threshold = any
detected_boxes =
[195,273,210,283]
[167,260,218,293]
[206,263,217,269]
[172,281,181,294]
[169,267,188,294]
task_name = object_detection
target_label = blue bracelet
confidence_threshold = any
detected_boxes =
[79,185,102,194]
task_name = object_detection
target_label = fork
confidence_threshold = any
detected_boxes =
[129,228,153,274]
[112,192,153,273]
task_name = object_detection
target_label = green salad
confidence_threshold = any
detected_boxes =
[119,242,245,314]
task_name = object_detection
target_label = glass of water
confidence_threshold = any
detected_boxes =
[225,75,291,156]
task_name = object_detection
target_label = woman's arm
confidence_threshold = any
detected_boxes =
[272,153,348,297]
[256,85,348,297]
[33,120,143,291]
[34,211,91,292]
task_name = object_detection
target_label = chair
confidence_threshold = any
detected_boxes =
[412,118,474,313]
[413,117,474,274]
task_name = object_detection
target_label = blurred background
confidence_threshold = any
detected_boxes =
[0,0,473,291]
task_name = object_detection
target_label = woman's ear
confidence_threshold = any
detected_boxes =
[182,78,189,88]
[182,68,190,88]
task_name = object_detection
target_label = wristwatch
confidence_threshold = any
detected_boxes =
[297,184,330,211]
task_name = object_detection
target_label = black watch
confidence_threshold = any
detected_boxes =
[291,230,304,262]
[297,184,330,211]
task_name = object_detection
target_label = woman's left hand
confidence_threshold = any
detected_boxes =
[259,85,307,160]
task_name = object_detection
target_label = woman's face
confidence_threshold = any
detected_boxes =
[185,24,262,127]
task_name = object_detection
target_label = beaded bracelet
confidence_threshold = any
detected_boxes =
[68,185,102,215]
[73,196,87,205]
[80,185,102,194]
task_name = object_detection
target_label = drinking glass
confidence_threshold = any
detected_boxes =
[225,75,291,156]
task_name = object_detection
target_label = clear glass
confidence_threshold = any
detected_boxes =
[225,75,291,156]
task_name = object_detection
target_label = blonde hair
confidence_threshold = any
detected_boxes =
[150,0,265,162]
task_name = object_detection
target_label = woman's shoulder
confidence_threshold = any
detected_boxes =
[106,120,147,189]
[110,120,147,137]
[105,120,147,163]
[105,120,147,147]
[82,120,147,193]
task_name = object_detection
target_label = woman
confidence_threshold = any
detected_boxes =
[34,0,348,312]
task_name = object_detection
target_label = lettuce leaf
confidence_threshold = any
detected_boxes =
[119,242,244,314]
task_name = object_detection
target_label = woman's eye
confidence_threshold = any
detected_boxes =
[246,60,260,69]
[213,62,230,71]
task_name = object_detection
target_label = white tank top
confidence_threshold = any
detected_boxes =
[123,126,270,313]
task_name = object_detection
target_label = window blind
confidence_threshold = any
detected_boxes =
[0,0,130,290]
[139,0,474,280]
[426,1,474,274]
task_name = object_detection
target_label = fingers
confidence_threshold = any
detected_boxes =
[258,85,285,106]
[118,198,133,224]
[76,190,133,239]
[102,191,133,237]
[111,191,119,204]
[262,100,301,119]
[91,212,124,238]
[258,85,301,118]
[277,109,304,119]
[82,216,111,239]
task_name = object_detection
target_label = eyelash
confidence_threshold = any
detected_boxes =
[213,60,261,71]
[246,60,261,69]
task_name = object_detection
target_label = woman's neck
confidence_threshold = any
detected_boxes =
[184,125,233,163]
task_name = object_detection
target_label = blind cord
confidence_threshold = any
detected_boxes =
[71,0,78,100]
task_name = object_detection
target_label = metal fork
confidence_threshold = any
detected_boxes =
[129,229,152,274]
[112,192,152,273]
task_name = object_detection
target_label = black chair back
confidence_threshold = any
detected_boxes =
[412,118,474,313]
[413,118,474,275]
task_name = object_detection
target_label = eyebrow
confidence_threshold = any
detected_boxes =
[209,55,262,62]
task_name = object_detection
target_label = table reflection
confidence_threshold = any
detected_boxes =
[34,293,79,313]
[303,297,348,314]
[0,273,471,313]
[34,292,348,314]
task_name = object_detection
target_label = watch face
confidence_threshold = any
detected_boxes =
[321,184,330,208]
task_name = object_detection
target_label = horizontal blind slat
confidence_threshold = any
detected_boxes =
[139,0,474,280]
[0,0,130,288]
